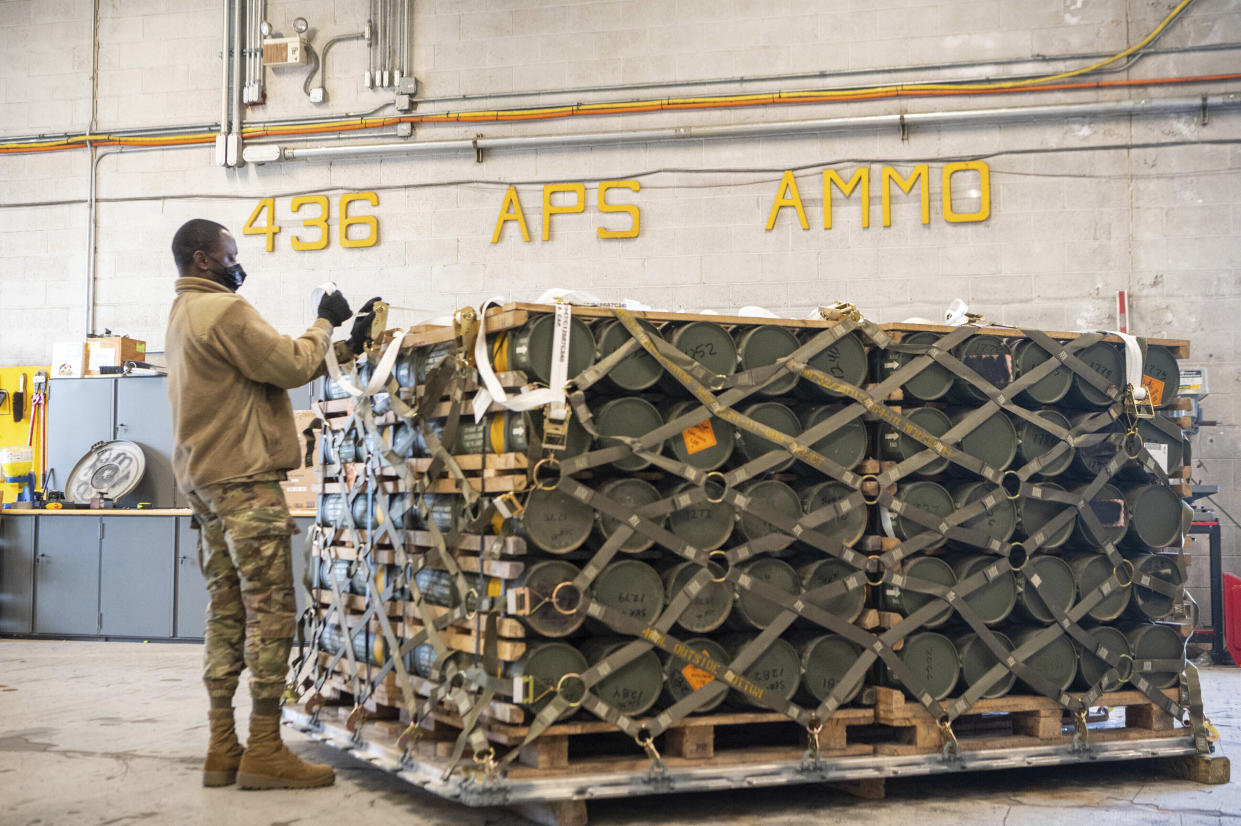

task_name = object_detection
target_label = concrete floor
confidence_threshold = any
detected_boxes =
[0,639,1236,826]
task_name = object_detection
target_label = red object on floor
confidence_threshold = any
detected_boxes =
[1225,573,1241,666]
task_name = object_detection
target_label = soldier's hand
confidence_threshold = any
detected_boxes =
[317,290,352,327]
[348,296,383,354]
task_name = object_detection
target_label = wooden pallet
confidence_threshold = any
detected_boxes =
[870,685,1188,755]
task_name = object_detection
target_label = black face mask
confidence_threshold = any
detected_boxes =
[209,257,247,291]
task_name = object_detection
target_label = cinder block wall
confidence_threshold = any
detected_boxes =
[2,0,1239,610]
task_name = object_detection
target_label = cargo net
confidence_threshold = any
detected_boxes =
[289,302,1212,778]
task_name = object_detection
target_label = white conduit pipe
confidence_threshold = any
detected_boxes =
[229,0,243,165]
[218,0,231,161]
[278,92,1241,162]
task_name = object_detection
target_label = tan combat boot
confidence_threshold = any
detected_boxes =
[203,708,245,787]
[237,713,335,790]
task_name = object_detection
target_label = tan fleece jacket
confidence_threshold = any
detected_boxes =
[166,276,333,493]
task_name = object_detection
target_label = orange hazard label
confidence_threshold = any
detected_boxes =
[681,654,715,690]
[682,419,718,455]
[1142,375,1166,406]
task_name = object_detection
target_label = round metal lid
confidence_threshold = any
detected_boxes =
[798,404,869,473]
[584,642,663,717]
[519,560,587,637]
[590,559,665,626]
[736,401,800,472]
[513,642,590,717]
[595,396,664,471]
[881,406,951,475]
[734,557,800,629]
[520,487,595,554]
[881,330,954,402]
[798,479,868,547]
[951,555,1017,626]
[664,401,735,470]
[799,330,868,400]
[666,482,736,551]
[1015,481,1075,550]
[663,561,734,633]
[951,336,1013,404]
[892,480,955,547]
[800,557,866,623]
[664,321,737,377]
[954,408,1018,473]
[662,637,729,711]
[1068,341,1124,407]
[1015,409,1075,477]
[66,440,146,504]
[736,479,801,542]
[897,632,960,700]
[1067,552,1132,622]
[887,555,957,627]
[1071,482,1128,548]
[1013,338,1073,405]
[595,318,663,392]
[1077,625,1131,692]
[956,631,1016,698]
[1012,629,1078,693]
[951,481,1018,546]
[1141,345,1180,407]
[596,477,664,552]
[509,314,596,385]
[1125,623,1183,689]
[799,634,864,704]
[729,636,802,704]
[1016,554,1077,623]
[1124,483,1183,551]
[736,325,800,396]
[1130,552,1184,620]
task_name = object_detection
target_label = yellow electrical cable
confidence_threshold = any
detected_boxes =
[0,0,1206,154]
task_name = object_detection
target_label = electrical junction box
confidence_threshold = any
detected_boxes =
[262,36,307,66]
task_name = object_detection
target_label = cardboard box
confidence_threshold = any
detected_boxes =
[85,336,146,374]
[50,341,87,378]
[282,410,322,511]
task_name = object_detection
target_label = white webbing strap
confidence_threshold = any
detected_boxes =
[314,281,404,398]
[470,298,569,423]
[1112,331,1147,401]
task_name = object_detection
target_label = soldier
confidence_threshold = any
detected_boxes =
[165,218,374,790]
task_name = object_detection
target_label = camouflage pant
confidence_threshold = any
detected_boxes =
[188,476,296,704]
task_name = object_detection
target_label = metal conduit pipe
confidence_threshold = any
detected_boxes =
[276,92,1241,162]
[217,0,231,165]
[228,0,244,165]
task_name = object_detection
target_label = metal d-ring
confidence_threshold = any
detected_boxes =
[1123,428,1145,460]
[1114,652,1135,683]
[865,555,887,586]
[551,581,583,615]
[555,672,587,707]
[858,474,881,505]
[1000,470,1023,500]
[1113,558,1136,588]
[463,587,480,621]
[532,457,561,491]
[703,471,729,504]
[707,549,730,583]
[1007,542,1029,572]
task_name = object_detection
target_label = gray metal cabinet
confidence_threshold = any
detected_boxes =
[0,515,37,633]
[99,517,175,638]
[115,378,182,508]
[175,517,207,639]
[34,517,101,635]
[46,379,114,496]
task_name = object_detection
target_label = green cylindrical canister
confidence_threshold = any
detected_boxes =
[595,477,665,553]
[593,318,663,393]
[1015,481,1075,550]
[1013,409,1075,477]
[530,409,591,460]
[878,406,952,476]
[510,641,590,719]
[949,336,1014,404]
[349,493,384,529]
[1141,345,1181,408]
[320,374,352,402]
[368,563,406,601]
[1013,554,1077,624]
[1121,483,1183,551]
[387,492,418,530]
[1126,552,1185,621]
[1075,625,1132,692]
[414,341,454,384]
[1012,627,1078,693]
[735,401,800,472]
[890,480,955,549]
[1011,338,1073,405]
[326,427,363,464]
[386,421,430,458]
[1123,416,1186,480]
[882,555,956,627]
[797,634,864,705]
[493,314,597,386]
[721,633,802,707]
[594,396,665,471]
[658,321,738,395]
[393,347,421,389]
[318,557,366,596]
[320,624,375,665]
[1124,622,1184,689]
[661,637,729,713]
[513,559,588,638]
[663,401,736,471]
[1065,552,1132,622]
[1067,482,1127,549]
[796,330,869,400]
[795,405,869,475]
[1065,341,1124,408]
[665,481,736,551]
[736,479,802,542]
[453,411,533,455]
[889,631,959,700]
[416,493,467,534]
[582,638,664,717]
[799,558,866,624]
[797,480,868,547]
[410,643,474,681]
[517,487,595,554]
[949,481,1017,546]
[873,330,954,402]
[950,408,1018,474]
[731,557,801,629]
[1067,413,1121,479]
[736,324,801,396]
[948,554,1017,626]
[413,567,460,608]
[316,493,350,528]
[589,559,665,627]
[661,561,735,633]
[954,631,1016,699]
